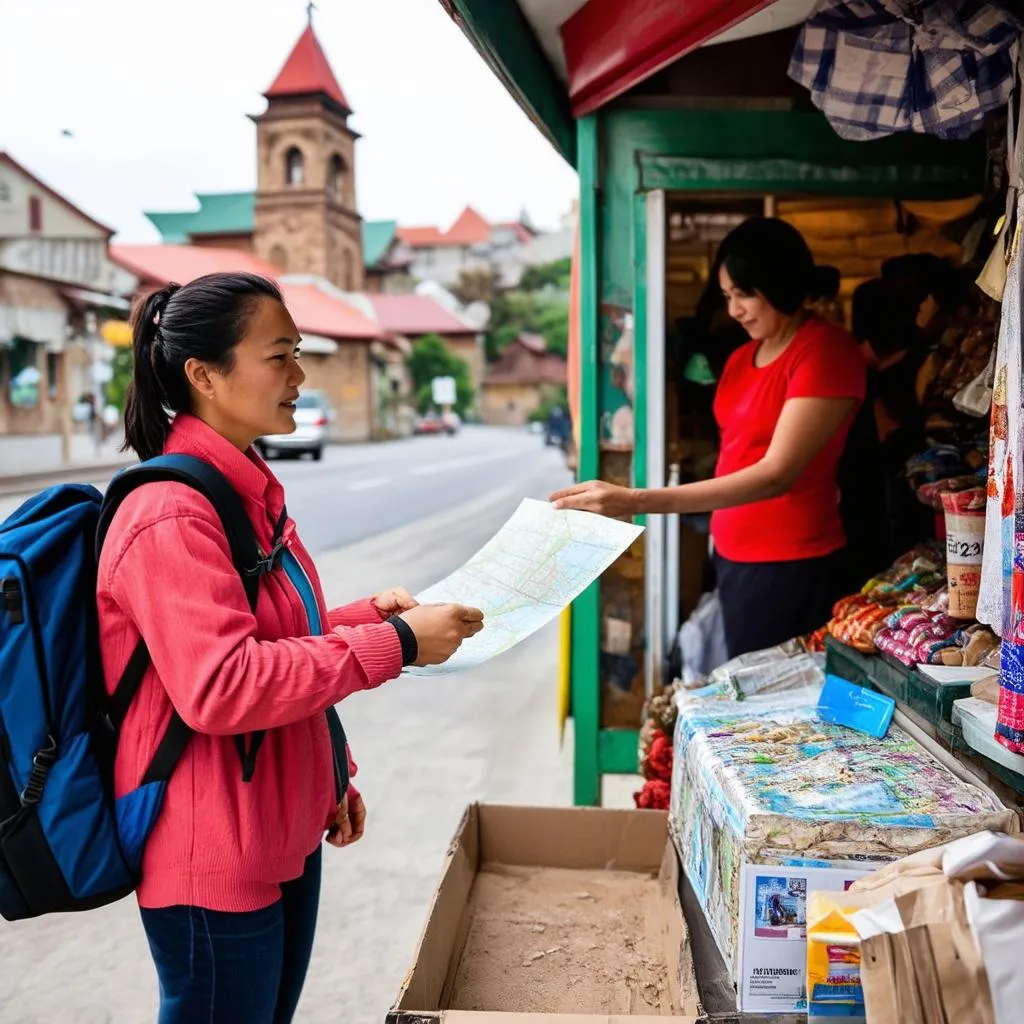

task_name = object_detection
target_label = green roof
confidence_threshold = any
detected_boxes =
[146,191,396,268]
[145,191,254,242]
[144,210,198,244]
[362,220,398,268]
[191,191,255,234]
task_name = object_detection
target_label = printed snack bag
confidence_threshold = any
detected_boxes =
[806,892,865,1021]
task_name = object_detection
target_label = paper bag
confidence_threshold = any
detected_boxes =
[853,879,997,1023]
[964,882,1024,1024]
[859,934,902,1022]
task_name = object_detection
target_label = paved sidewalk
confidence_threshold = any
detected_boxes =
[0,431,132,480]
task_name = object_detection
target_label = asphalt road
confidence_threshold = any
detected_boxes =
[0,426,566,547]
[265,425,565,554]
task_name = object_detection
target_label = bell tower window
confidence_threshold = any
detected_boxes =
[285,147,305,187]
[329,154,346,202]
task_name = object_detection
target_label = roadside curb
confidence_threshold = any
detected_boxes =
[0,460,134,499]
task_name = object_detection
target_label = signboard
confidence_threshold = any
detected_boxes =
[431,375,456,407]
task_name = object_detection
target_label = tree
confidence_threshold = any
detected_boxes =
[105,347,134,413]
[519,257,571,294]
[481,257,572,363]
[486,291,568,362]
[535,300,569,358]
[407,334,474,414]
[452,267,501,306]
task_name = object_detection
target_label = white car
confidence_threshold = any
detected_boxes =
[258,391,333,461]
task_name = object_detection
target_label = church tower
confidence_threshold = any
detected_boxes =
[251,13,363,290]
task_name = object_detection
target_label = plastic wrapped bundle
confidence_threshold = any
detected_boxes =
[669,685,1016,983]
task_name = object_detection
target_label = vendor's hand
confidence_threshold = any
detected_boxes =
[399,603,484,666]
[372,587,418,616]
[550,480,640,517]
[327,791,366,848]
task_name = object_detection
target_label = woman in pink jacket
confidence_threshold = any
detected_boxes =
[98,271,483,1023]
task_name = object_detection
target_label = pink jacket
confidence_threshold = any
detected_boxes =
[97,414,403,911]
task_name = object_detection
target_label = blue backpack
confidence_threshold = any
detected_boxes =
[0,454,348,922]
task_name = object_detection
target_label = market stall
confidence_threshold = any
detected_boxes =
[423,1,1024,1020]
[438,0,1020,806]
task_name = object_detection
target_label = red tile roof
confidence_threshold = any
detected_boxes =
[444,206,492,246]
[396,226,446,246]
[518,332,547,354]
[397,207,502,250]
[282,281,382,339]
[485,336,567,386]
[112,244,278,285]
[367,294,477,337]
[396,209,538,252]
[110,245,383,341]
[265,25,350,111]
[496,221,536,245]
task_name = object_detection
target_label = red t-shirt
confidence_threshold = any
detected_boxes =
[710,317,866,563]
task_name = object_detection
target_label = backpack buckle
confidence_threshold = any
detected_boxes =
[245,538,286,578]
[21,735,57,806]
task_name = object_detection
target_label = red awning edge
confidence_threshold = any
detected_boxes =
[562,0,779,116]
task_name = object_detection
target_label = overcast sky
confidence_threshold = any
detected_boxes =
[0,0,578,241]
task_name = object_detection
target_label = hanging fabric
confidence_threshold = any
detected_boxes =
[978,43,1023,302]
[993,198,1024,753]
[978,48,1024,636]
[790,0,1023,142]
[976,200,1021,637]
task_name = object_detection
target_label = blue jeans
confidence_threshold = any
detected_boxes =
[140,848,322,1024]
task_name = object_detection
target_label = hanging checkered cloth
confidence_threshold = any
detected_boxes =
[789,0,1023,142]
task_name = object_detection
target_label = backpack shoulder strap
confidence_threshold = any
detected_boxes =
[97,454,262,609]
[98,455,269,784]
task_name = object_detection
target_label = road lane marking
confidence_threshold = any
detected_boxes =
[410,451,522,476]
[348,475,393,492]
[348,449,539,490]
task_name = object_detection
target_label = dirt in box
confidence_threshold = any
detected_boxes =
[448,864,674,1015]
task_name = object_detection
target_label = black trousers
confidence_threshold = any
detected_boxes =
[714,549,848,659]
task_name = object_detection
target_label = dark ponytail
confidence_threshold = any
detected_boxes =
[122,272,283,460]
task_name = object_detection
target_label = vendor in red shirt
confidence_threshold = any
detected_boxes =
[552,218,866,658]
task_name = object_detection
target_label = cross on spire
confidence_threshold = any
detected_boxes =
[307,2,317,26]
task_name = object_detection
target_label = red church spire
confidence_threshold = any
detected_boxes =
[264,12,350,113]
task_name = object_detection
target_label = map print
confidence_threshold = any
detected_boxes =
[407,498,643,675]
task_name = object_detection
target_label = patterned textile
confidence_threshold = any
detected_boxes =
[789,0,1023,141]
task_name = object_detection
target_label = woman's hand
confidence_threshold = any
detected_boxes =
[372,587,418,616]
[398,603,484,666]
[550,481,641,517]
[327,790,366,848]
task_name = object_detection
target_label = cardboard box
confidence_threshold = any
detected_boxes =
[389,805,701,1024]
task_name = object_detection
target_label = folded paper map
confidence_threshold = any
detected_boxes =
[408,498,643,675]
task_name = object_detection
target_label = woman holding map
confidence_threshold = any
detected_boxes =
[551,218,866,659]
[98,272,483,1023]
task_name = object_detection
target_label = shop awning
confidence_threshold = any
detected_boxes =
[561,0,812,116]
[63,287,131,313]
[439,0,816,156]
[0,304,66,351]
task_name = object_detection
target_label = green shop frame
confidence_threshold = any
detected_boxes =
[569,106,983,806]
